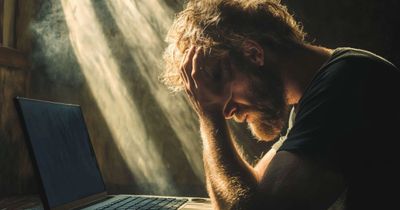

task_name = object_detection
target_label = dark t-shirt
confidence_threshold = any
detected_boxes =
[278,48,400,209]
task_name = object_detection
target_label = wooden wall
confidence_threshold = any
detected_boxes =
[0,1,141,198]
[0,0,36,197]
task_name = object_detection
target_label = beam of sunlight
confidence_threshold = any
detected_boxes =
[61,0,175,194]
[106,0,204,182]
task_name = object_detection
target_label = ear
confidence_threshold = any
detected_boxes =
[242,39,264,66]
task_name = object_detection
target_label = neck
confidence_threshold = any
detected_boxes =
[275,44,333,105]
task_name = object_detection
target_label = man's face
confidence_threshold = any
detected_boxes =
[215,53,289,141]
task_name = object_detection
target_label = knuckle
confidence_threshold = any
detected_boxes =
[179,62,187,70]
[186,83,192,90]
[182,62,189,70]
[191,54,197,61]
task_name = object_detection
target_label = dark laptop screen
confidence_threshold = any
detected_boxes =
[17,98,106,208]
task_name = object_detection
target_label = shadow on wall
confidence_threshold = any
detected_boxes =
[30,0,139,195]
[88,0,203,195]
[31,0,207,196]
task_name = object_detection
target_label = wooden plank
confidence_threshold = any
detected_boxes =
[0,46,29,69]
[2,0,16,48]
[0,65,33,196]
[0,0,4,45]
[16,0,36,52]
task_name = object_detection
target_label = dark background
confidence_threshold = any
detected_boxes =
[1,0,399,198]
[284,0,400,67]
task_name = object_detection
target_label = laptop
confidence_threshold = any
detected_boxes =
[15,97,212,210]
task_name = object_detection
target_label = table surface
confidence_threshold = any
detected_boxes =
[0,195,213,210]
[0,195,43,210]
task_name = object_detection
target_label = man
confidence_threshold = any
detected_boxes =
[163,0,400,209]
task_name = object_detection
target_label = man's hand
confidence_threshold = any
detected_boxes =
[180,46,232,117]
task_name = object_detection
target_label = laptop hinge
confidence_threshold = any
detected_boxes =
[52,192,108,210]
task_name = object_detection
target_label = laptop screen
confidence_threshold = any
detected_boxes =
[17,98,106,208]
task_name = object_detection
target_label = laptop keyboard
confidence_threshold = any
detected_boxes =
[95,196,189,210]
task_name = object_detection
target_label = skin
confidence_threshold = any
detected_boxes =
[180,42,345,209]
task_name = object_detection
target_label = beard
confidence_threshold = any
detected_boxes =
[248,74,289,141]
[233,59,289,141]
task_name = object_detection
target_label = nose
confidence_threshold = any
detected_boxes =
[223,100,237,119]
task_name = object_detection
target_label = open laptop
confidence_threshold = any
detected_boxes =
[15,97,212,210]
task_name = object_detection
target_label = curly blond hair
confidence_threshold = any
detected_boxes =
[162,0,306,91]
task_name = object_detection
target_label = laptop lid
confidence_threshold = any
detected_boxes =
[15,97,107,210]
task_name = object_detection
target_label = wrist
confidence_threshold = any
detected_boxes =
[199,110,226,131]
[199,110,228,150]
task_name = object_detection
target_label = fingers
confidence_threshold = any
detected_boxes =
[184,47,198,90]
[179,46,199,108]
[180,46,195,86]
[192,47,204,89]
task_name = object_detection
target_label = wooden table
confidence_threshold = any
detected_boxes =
[0,195,43,210]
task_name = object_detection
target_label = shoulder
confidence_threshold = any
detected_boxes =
[328,47,396,68]
[300,48,399,105]
[319,48,399,81]
[284,48,399,151]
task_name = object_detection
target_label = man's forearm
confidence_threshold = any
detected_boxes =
[200,113,258,209]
